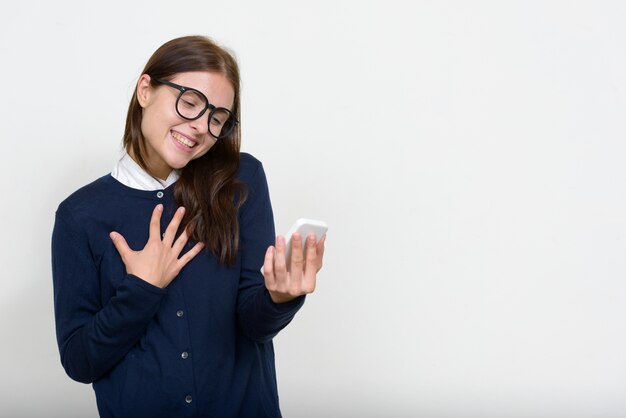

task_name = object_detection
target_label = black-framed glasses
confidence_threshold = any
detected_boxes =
[155,79,238,139]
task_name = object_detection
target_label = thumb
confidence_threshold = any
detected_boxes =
[110,231,132,260]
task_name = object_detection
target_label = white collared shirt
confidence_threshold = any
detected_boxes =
[111,152,180,190]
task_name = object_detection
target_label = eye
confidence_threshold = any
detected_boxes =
[211,109,231,126]
[179,90,204,109]
[181,100,196,108]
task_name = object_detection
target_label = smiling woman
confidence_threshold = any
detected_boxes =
[122,37,245,264]
[51,35,326,418]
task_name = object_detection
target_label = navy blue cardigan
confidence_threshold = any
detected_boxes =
[51,153,303,417]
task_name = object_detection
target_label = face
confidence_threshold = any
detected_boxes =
[135,71,235,179]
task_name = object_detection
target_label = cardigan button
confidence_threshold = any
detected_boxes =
[181,351,189,359]
[156,191,164,198]
[185,395,193,403]
[176,310,184,317]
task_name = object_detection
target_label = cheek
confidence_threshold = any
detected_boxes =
[140,113,153,143]
[141,106,172,142]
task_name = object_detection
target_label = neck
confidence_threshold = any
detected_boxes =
[127,148,171,181]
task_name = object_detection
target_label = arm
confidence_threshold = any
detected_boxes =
[51,209,166,383]
[236,158,305,343]
[52,204,202,383]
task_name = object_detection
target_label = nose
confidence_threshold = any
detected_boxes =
[188,111,210,134]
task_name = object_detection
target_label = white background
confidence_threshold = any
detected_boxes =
[1,1,626,417]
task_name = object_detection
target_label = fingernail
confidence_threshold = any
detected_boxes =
[292,232,301,241]
[157,204,163,211]
[109,232,117,240]
[179,207,186,214]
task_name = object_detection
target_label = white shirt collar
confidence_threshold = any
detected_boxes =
[111,152,180,190]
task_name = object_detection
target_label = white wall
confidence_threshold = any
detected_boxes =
[2,1,626,417]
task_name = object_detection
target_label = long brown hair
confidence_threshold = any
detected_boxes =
[123,35,247,265]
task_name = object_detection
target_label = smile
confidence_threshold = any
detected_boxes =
[171,131,197,148]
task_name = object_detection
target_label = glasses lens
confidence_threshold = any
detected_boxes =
[177,90,207,119]
[209,108,236,139]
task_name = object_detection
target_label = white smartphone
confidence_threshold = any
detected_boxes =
[261,218,328,273]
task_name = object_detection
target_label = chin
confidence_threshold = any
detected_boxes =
[165,157,193,170]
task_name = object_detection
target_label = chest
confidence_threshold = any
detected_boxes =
[87,198,242,319]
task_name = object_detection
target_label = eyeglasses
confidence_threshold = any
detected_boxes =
[154,79,238,140]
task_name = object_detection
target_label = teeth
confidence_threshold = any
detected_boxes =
[172,132,195,148]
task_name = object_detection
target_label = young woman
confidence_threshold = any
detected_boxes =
[52,35,325,417]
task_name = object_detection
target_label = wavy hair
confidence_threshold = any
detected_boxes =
[123,35,247,265]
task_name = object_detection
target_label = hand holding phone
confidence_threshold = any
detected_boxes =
[261,218,328,303]
[282,218,328,268]
[261,218,328,274]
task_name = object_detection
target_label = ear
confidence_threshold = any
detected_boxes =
[136,74,153,108]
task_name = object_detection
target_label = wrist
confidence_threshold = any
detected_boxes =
[268,290,297,304]
[130,271,165,289]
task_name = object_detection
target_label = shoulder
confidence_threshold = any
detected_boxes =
[56,175,121,219]
[238,152,263,174]
[237,152,267,185]
[236,153,272,214]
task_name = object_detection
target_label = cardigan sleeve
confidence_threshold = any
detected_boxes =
[236,156,305,343]
[51,209,167,384]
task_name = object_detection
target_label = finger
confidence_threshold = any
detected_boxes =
[289,233,304,280]
[163,207,185,246]
[263,246,276,287]
[274,235,287,276]
[304,234,318,272]
[316,234,326,272]
[177,241,205,266]
[148,204,164,242]
[109,231,133,261]
[172,223,191,253]
[303,234,318,292]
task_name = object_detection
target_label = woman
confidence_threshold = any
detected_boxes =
[52,35,325,417]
